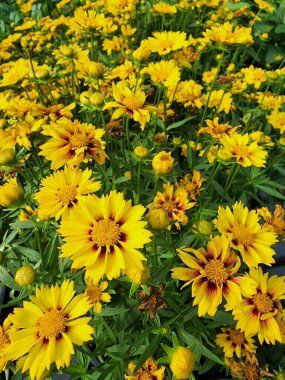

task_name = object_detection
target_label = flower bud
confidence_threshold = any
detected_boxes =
[61,46,74,57]
[79,91,91,105]
[35,69,49,80]
[124,171,132,179]
[134,146,149,158]
[217,148,232,162]
[15,265,36,286]
[148,208,170,230]
[193,220,212,236]
[152,151,174,175]
[170,346,195,379]
[128,266,151,285]
[90,92,105,106]
[0,179,24,209]
[0,149,15,166]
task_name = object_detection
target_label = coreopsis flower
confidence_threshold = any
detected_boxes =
[34,166,101,220]
[172,235,242,317]
[138,286,167,320]
[102,81,152,131]
[172,46,199,68]
[141,60,180,88]
[198,117,240,140]
[203,89,233,114]
[152,151,174,175]
[59,191,152,283]
[153,182,195,229]
[146,31,188,55]
[170,346,195,380]
[85,278,111,313]
[203,21,253,45]
[152,1,177,14]
[267,110,285,133]
[0,178,24,209]
[215,328,256,358]
[6,281,94,380]
[215,202,277,267]
[230,354,272,380]
[174,80,203,108]
[241,66,267,89]
[0,58,31,87]
[0,317,12,371]
[39,118,107,170]
[178,171,205,201]
[125,358,165,380]
[257,205,285,239]
[249,131,274,147]
[219,133,268,167]
[232,267,285,344]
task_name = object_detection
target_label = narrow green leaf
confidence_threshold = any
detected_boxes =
[0,267,21,291]
[13,246,39,262]
[134,334,162,371]
[98,308,128,316]
[256,184,285,200]
[167,116,196,131]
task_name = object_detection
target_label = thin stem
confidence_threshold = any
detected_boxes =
[221,164,239,202]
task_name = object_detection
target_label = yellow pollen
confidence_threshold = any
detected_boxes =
[91,219,121,246]
[57,184,77,205]
[231,224,254,246]
[0,330,10,348]
[253,293,273,314]
[204,259,228,285]
[229,329,245,345]
[87,285,102,303]
[69,133,90,149]
[37,309,67,339]
[233,146,250,157]
[122,96,144,111]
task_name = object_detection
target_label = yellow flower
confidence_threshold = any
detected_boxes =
[6,280,94,380]
[215,328,256,358]
[178,171,205,201]
[39,118,107,170]
[153,182,195,229]
[172,235,241,316]
[203,89,233,114]
[15,265,36,286]
[34,166,101,221]
[148,208,170,230]
[214,202,278,268]
[125,358,165,380]
[103,81,151,131]
[220,133,268,167]
[241,65,267,89]
[152,151,174,175]
[170,346,195,379]
[0,317,12,371]
[134,146,149,158]
[267,110,285,133]
[85,278,111,313]
[232,267,285,344]
[175,80,203,108]
[152,2,177,14]
[59,191,152,283]
[141,60,180,88]
[146,31,188,55]
[198,117,240,140]
[203,21,253,45]
[128,265,151,285]
[0,178,24,209]
[0,148,15,166]
[257,205,285,238]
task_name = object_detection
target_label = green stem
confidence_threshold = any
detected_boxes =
[35,228,44,268]
[221,164,239,201]
[137,161,142,204]
[198,162,222,206]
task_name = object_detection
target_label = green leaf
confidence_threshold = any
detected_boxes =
[256,184,285,200]
[13,246,39,262]
[134,334,162,371]
[161,343,175,357]
[44,233,59,269]
[0,267,21,291]
[10,221,34,229]
[98,308,128,316]
[167,116,196,131]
